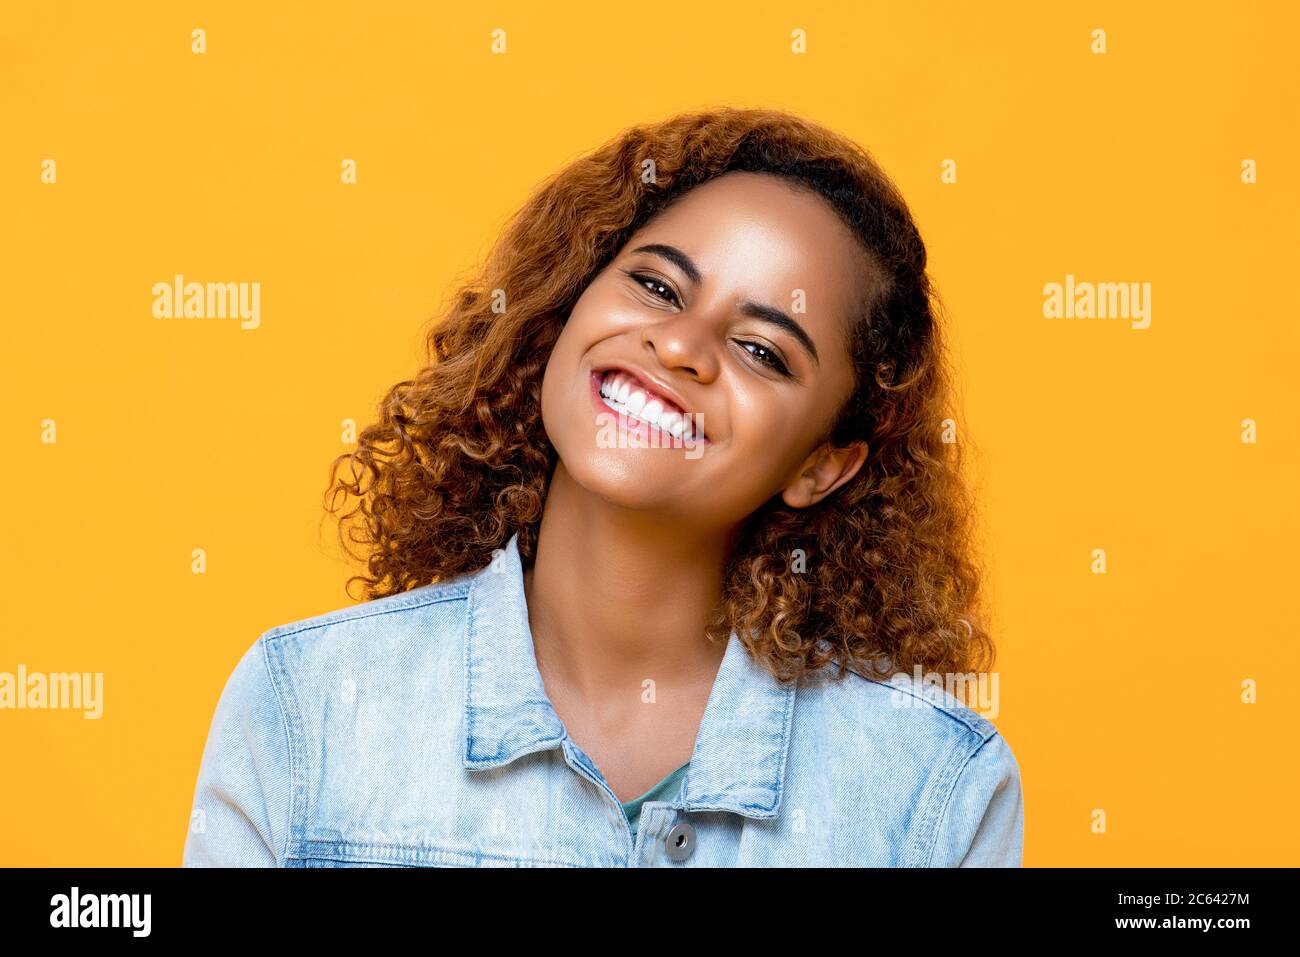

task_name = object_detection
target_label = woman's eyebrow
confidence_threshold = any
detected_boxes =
[628,242,820,366]
[738,301,819,366]
[630,243,703,284]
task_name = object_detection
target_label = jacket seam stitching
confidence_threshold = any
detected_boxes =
[463,577,478,763]
[263,588,470,644]
[260,633,300,868]
[288,840,583,868]
[833,661,994,737]
[921,731,993,867]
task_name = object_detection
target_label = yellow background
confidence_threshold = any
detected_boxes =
[1,1,1296,866]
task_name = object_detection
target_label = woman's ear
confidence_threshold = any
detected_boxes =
[780,440,869,509]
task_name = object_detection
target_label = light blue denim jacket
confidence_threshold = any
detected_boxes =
[183,531,1023,867]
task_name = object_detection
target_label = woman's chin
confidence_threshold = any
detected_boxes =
[561,453,696,510]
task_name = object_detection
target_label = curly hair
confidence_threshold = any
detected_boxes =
[322,106,996,690]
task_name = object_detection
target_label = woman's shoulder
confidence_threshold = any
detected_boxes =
[261,576,475,647]
[793,655,1021,795]
[268,576,474,691]
[185,574,479,866]
[801,654,1004,734]
[205,575,480,745]
[788,658,1023,865]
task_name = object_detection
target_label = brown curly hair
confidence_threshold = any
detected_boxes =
[322,106,996,690]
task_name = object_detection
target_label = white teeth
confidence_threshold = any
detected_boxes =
[598,371,701,441]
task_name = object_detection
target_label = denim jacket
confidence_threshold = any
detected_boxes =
[183,531,1023,867]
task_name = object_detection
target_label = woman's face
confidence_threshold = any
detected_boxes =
[540,170,874,528]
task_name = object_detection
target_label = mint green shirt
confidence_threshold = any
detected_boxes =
[621,761,689,840]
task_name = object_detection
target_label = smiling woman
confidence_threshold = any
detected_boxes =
[183,107,1023,868]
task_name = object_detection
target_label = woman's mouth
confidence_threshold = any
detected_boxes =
[588,369,710,445]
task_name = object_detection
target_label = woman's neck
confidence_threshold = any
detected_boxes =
[521,462,734,706]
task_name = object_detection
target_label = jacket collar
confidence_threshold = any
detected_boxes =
[462,531,797,819]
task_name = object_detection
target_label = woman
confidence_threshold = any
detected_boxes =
[183,107,1023,867]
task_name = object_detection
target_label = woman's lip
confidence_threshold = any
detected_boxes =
[589,370,710,445]
[592,364,691,418]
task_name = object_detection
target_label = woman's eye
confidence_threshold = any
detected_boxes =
[629,271,680,306]
[737,340,791,377]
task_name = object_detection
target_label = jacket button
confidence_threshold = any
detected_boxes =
[664,820,697,862]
